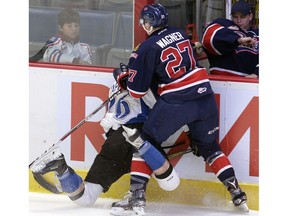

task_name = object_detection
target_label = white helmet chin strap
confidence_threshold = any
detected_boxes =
[142,24,154,35]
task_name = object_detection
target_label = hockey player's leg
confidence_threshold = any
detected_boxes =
[32,148,103,206]
[30,145,78,194]
[47,156,104,206]
[188,104,249,212]
[110,152,151,216]
[74,126,137,207]
[206,150,249,212]
[73,182,103,206]
[110,188,146,216]
[222,176,248,212]
[122,126,180,190]
[154,163,180,191]
[55,162,103,206]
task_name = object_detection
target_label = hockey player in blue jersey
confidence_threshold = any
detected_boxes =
[113,3,249,215]
[201,0,259,77]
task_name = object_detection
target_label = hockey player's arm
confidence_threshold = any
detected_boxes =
[115,67,148,99]
[202,24,241,55]
[142,88,156,109]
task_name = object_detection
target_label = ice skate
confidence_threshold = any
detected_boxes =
[224,176,249,212]
[30,144,68,176]
[30,145,72,193]
[110,189,146,216]
[39,153,69,176]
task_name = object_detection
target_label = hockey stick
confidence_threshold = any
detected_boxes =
[167,148,193,159]
[29,88,122,169]
[162,141,186,149]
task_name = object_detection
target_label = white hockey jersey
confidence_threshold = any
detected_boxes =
[100,83,155,132]
[43,35,92,64]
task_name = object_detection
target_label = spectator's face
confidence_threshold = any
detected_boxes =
[232,12,253,31]
[59,22,80,40]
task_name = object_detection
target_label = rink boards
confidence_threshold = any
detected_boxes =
[29,63,259,210]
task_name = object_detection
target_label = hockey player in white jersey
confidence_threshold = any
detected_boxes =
[30,64,181,213]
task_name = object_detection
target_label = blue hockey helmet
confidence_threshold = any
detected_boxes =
[140,3,168,28]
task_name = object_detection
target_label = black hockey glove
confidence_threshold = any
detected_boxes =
[120,62,129,72]
[113,63,129,79]
[113,63,129,90]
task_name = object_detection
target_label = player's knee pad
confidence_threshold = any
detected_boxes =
[73,182,103,206]
[154,164,180,191]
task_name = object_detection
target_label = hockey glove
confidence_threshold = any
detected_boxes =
[116,71,129,90]
[122,125,145,149]
[113,63,128,79]
[120,62,128,71]
[113,63,129,90]
[100,112,120,133]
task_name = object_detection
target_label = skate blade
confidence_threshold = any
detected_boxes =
[237,202,249,212]
[225,201,249,213]
[202,193,249,213]
[132,206,145,215]
[30,145,62,173]
[110,207,145,216]
[110,207,135,216]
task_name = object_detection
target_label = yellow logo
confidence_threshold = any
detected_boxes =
[133,43,141,51]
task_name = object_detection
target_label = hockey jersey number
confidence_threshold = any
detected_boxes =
[160,39,196,79]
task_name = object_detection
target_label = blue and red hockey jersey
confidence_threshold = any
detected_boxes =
[126,26,214,101]
[201,18,259,76]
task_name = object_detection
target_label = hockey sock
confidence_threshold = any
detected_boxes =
[130,153,153,179]
[130,175,149,192]
[130,153,152,191]
[207,151,235,182]
[137,141,166,171]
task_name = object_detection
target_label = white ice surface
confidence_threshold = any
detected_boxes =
[29,192,259,216]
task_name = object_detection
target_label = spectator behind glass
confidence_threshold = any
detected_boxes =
[201,0,259,78]
[43,8,92,65]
